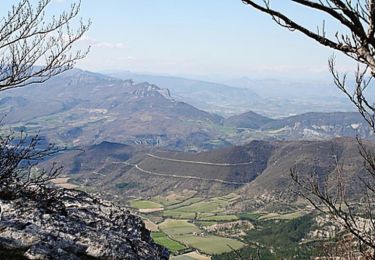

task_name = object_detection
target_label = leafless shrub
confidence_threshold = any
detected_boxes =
[242,0,375,256]
[0,0,90,91]
[0,0,89,216]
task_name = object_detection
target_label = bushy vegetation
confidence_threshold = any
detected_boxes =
[0,247,27,260]
[237,212,262,221]
[213,246,273,260]
[214,214,318,259]
[115,182,139,190]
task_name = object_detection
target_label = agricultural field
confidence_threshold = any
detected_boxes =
[159,219,201,236]
[259,210,307,220]
[151,232,187,253]
[129,199,163,209]
[199,215,238,222]
[162,196,234,220]
[166,197,204,210]
[174,235,244,255]
[162,210,197,219]
[128,192,314,258]
[172,199,228,213]
[129,193,248,257]
[151,190,197,206]
[158,219,245,255]
[171,251,211,260]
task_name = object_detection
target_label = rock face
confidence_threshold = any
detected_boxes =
[0,189,169,259]
[132,82,172,100]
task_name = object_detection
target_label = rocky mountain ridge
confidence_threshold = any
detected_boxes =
[131,82,172,99]
[0,69,371,152]
[51,138,373,207]
[0,69,225,150]
[225,111,373,140]
[107,71,355,117]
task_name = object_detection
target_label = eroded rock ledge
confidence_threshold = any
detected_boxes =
[0,189,169,259]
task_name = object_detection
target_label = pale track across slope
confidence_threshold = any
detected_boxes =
[112,161,247,186]
[146,153,253,166]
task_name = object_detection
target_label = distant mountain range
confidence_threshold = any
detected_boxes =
[225,111,373,140]
[3,67,372,211]
[0,69,372,151]
[0,69,227,150]
[106,71,263,116]
[107,71,355,117]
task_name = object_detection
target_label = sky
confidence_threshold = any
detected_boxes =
[2,0,358,81]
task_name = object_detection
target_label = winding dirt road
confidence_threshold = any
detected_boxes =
[113,161,247,186]
[146,153,253,166]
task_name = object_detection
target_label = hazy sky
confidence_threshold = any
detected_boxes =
[4,0,357,80]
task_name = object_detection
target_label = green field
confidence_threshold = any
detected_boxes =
[152,196,183,206]
[259,211,307,220]
[163,197,231,219]
[162,196,233,220]
[158,219,245,255]
[162,210,197,219]
[159,219,201,236]
[199,215,238,221]
[166,197,204,210]
[151,191,198,207]
[196,221,218,227]
[174,234,245,255]
[129,199,163,209]
[131,194,250,256]
[151,232,187,253]
[176,198,229,213]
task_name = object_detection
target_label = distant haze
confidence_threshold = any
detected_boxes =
[4,0,358,80]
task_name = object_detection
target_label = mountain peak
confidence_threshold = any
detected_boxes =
[132,82,172,99]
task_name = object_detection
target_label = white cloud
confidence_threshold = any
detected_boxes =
[94,42,126,49]
[78,36,127,49]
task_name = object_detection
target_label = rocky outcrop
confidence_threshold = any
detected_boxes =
[0,189,169,259]
[132,82,172,100]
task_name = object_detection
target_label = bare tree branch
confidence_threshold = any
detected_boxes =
[0,0,89,219]
[0,0,90,91]
[242,0,375,71]
[242,0,375,256]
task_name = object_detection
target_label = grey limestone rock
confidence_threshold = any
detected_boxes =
[0,189,169,259]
